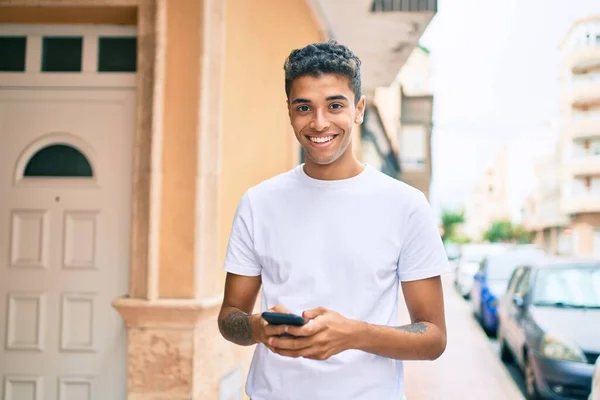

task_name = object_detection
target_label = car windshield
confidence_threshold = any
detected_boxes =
[532,266,600,308]
[445,244,461,260]
[486,250,545,281]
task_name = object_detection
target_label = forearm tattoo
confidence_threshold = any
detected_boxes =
[395,322,429,334]
[219,311,254,346]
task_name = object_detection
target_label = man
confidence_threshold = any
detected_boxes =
[218,40,449,400]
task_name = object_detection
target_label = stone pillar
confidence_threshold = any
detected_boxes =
[114,1,253,399]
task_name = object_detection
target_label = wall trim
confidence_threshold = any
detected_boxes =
[112,296,222,329]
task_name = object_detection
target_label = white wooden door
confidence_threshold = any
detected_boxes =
[0,88,134,400]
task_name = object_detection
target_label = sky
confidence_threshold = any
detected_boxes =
[418,0,600,221]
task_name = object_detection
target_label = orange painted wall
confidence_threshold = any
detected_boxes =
[217,0,323,295]
[158,0,203,298]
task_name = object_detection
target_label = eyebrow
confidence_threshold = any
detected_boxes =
[291,95,349,105]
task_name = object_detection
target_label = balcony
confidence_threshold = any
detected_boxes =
[570,117,600,140]
[571,80,600,108]
[568,46,600,74]
[562,194,600,214]
[570,156,600,176]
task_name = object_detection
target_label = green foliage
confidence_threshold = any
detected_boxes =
[451,234,471,244]
[440,209,466,243]
[483,220,533,244]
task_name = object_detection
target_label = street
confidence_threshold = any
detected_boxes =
[489,338,527,397]
[399,275,526,400]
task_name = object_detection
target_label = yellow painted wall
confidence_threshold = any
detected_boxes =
[218,0,323,294]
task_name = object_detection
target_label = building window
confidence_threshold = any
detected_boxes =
[591,177,600,194]
[591,139,600,156]
[98,37,137,72]
[42,37,83,72]
[399,124,427,170]
[24,144,93,177]
[0,36,27,72]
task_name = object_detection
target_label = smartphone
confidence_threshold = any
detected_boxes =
[261,311,306,326]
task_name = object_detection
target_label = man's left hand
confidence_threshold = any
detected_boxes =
[267,307,363,360]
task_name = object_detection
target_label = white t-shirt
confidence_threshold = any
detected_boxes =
[223,164,450,400]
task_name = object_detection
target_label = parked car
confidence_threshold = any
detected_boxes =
[471,246,546,336]
[591,356,600,400]
[497,258,600,400]
[445,243,462,272]
[454,243,507,298]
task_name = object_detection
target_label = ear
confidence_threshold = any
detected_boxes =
[354,95,366,124]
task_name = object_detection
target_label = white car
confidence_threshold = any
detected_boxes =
[591,355,600,400]
[454,243,507,298]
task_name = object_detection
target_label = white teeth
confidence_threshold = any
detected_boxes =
[309,136,334,143]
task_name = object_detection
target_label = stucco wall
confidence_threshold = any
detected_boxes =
[572,213,600,255]
[159,0,203,298]
[218,0,323,294]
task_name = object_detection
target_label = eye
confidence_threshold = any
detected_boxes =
[330,103,344,110]
[297,105,311,112]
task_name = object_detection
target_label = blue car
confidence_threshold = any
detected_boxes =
[471,247,546,335]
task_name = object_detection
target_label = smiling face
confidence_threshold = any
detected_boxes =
[288,73,365,167]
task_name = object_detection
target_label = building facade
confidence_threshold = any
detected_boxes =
[0,1,437,399]
[523,143,572,255]
[373,45,434,198]
[559,15,600,257]
[463,147,511,242]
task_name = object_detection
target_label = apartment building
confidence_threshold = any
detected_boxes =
[559,15,600,257]
[372,45,434,198]
[0,1,438,399]
[463,147,511,241]
[523,143,572,255]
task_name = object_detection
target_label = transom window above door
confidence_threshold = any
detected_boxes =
[0,25,137,87]
[0,34,136,73]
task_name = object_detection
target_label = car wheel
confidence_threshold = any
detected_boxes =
[497,327,513,363]
[525,354,541,400]
[481,305,491,335]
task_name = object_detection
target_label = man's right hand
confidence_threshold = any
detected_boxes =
[250,305,293,351]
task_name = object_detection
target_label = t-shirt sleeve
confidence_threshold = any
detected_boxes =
[223,192,262,276]
[397,192,450,282]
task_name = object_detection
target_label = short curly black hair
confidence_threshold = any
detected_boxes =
[283,40,362,104]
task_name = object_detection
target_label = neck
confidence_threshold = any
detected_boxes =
[303,147,364,181]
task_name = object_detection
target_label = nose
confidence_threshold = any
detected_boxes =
[309,110,330,132]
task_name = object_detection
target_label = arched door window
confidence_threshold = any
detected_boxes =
[23,144,93,178]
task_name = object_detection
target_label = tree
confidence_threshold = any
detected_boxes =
[440,209,465,243]
[483,221,513,243]
[512,224,535,244]
[483,220,533,244]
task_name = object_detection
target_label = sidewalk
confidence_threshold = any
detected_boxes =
[399,276,525,400]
